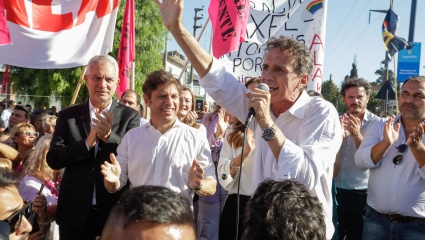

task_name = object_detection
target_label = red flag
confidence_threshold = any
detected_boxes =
[2,65,9,94]
[208,0,250,58]
[0,0,11,46]
[117,0,135,98]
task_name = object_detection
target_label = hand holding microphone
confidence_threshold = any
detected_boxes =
[245,83,270,127]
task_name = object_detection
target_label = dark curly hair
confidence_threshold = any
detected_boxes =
[340,77,372,97]
[244,179,326,240]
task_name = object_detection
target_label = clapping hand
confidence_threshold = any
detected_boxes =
[188,160,204,191]
[101,153,121,186]
[92,109,113,143]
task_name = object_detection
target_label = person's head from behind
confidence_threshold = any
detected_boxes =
[30,112,44,133]
[262,36,313,108]
[399,76,425,120]
[340,77,371,117]
[142,70,181,126]
[244,179,325,240]
[121,89,141,112]
[84,55,120,108]
[0,168,32,239]
[101,185,195,240]
[24,105,32,113]
[25,135,53,180]
[42,115,57,135]
[8,100,16,111]
[9,105,30,129]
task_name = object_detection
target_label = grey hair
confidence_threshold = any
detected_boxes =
[85,55,119,80]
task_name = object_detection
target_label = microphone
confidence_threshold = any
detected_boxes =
[245,83,269,127]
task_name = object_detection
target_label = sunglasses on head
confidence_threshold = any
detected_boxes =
[393,144,408,165]
[3,202,32,233]
[18,131,39,138]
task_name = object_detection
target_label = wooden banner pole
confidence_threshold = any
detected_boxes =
[70,65,87,106]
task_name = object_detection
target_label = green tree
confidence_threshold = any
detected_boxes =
[9,0,166,108]
[321,75,345,114]
[372,68,394,86]
[367,90,380,114]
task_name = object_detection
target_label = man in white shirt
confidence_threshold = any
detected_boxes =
[101,70,217,204]
[152,1,342,238]
[355,76,425,239]
[334,78,381,240]
[1,100,16,129]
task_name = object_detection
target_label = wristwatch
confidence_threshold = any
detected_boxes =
[262,124,276,141]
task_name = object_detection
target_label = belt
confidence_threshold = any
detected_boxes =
[371,207,425,223]
[336,188,367,195]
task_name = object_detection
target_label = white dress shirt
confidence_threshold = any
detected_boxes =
[199,59,342,239]
[355,115,425,217]
[88,100,112,205]
[116,119,216,204]
[335,110,381,190]
[217,125,254,196]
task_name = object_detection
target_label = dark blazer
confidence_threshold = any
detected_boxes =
[46,100,139,230]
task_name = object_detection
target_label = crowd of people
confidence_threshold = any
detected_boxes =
[1,1,424,240]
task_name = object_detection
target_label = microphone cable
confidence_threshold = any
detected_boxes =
[234,123,249,240]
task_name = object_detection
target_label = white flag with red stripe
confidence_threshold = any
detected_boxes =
[0,0,119,69]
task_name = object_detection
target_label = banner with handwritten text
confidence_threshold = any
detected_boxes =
[218,0,327,92]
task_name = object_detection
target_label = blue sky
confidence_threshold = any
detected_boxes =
[167,0,424,89]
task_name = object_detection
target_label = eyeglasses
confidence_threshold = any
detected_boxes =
[393,144,408,165]
[3,202,32,233]
[18,131,39,137]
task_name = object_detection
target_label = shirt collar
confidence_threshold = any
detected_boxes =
[286,91,309,120]
[89,100,113,114]
[144,118,183,130]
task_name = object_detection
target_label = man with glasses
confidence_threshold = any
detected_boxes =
[355,76,425,239]
[46,55,140,240]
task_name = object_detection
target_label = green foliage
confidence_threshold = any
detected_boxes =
[112,0,167,96]
[372,68,394,86]
[321,77,345,114]
[367,90,380,113]
[9,0,166,108]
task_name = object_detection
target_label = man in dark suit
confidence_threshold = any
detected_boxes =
[46,55,140,240]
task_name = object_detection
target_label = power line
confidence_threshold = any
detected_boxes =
[326,0,372,59]
[326,0,359,46]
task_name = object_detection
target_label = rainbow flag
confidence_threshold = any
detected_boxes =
[307,0,323,15]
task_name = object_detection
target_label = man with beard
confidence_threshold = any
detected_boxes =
[355,76,425,239]
[334,78,381,240]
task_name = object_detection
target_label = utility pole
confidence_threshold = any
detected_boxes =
[408,0,417,42]
[189,7,203,88]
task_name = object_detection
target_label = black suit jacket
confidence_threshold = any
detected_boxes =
[46,100,139,229]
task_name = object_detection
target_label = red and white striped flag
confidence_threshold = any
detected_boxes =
[208,0,250,58]
[2,65,9,94]
[117,0,135,98]
[0,0,119,69]
[0,0,11,46]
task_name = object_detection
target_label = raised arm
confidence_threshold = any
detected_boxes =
[153,0,213,78]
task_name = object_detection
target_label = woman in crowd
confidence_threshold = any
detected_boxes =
[10,123,38,173]
[217,77,260,240]
[19,134,59,240]
[178,85,206,134]
[42,115,57,136]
